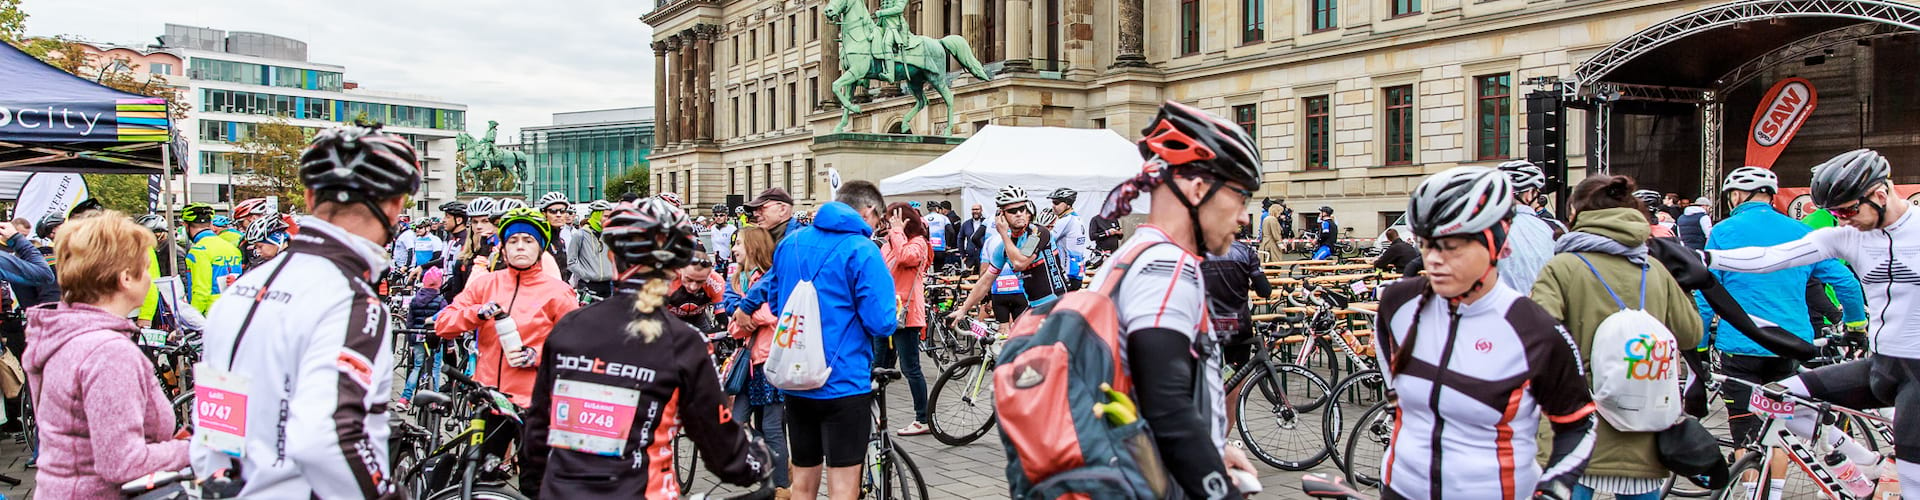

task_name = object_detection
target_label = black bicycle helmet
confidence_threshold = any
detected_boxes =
[601,198,698,278]
[299,125,421,201]
[1809,149,1892,209]
[68,198,104,218]
[438,201,469,218]
[1047,188,1078,205]
[1136,101,1262,190]
[712,203,727,216]
[35,213,63,240]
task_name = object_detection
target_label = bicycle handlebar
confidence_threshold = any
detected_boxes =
[120,467,194,495]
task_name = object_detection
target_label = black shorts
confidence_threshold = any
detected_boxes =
[1719,354,1798,447]
[989,294,1028,323]
[1798,354,1920,462]
[785,393,873,468]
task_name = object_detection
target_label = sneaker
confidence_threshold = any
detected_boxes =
[897,421,931,436]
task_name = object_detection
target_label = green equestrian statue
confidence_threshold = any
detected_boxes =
[824,0,992,135]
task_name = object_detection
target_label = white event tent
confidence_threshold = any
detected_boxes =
[878,125,1150,218]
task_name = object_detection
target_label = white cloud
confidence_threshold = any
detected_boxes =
[20,0,655,139]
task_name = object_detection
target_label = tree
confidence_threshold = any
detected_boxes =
[0,0,25,47]
[231,118,310,208]
[82,174,150,213]
[604,164,650,201]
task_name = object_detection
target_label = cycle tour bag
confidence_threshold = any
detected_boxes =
[1575,254,1683,432]
[993,243,1174,500]
[765,278,830,391]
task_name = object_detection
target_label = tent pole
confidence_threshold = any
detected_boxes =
[164,143,177,276]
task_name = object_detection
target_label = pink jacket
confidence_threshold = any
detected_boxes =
[729,269,778,365]
[24,303,189,499]
[437,263,579,407]
[882,232,931,328]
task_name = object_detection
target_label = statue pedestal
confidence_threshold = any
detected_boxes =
[807,133,966,205]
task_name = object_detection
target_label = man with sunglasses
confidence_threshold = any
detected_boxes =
[947,186,1063,325]
[538,192,575,282]
[1700,149,1917,488]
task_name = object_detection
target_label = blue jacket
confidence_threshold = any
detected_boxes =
[741,201,899,399]
[0,234,57,307]
[1695,201,1866,356]
[408,288,447,331]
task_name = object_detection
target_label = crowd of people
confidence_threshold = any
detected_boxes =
[0,99,1912,500]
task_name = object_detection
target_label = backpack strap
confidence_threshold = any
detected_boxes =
[1571,253,1648,311]
[1094,240,1178,299]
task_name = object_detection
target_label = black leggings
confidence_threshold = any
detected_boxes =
[989,294,1028,323]
[1799,354,1920,462]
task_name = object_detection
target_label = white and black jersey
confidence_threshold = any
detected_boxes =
[1708,208,1920,358]
[1373,277,1596,500]
[192,217,397,499]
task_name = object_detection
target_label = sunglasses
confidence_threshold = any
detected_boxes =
[689,259,713,268]
[1829,200,1867,219]
[543,208,570,214]
[1004,206,1032,216]
[1222,183,1253,201]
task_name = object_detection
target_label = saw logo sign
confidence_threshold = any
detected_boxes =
[1753,81,1812,147]
[0,106,106,136]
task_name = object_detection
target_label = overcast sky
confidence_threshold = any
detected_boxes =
[21,0,656,141]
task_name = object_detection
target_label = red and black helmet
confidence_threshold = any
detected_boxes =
[601,198,698,277]
[1137,101,1262,190]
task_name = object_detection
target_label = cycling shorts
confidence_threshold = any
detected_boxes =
[1720,353,1798,447]
[990,294,1029,323]
[786,393,873,468]
[1797,354,1920,461]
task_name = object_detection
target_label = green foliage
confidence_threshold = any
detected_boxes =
[604,164,650,201]
[82,174,150,214]
[231,118,311,208]
[0,0,25,47]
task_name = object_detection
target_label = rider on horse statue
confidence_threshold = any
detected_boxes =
[874,0,915,81]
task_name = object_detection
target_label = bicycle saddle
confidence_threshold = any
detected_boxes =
[412,390,453,409]
[873,368,903,381]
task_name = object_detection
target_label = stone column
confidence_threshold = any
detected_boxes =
[921,0,945,38]
[1110,0,1149,68]
[678,31,695,144]
[1002,0,1034,73]
[819,14,841,109]
[664,35,682,144]
[961,0,985,62]
[696,25,716,143]
[651,41,669,148]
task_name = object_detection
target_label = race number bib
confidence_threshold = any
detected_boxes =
[193,364,251,457]
[992,274,1021,294]
[929,236,946,250]
[1749,389,1797,420]
[548,379,642,456]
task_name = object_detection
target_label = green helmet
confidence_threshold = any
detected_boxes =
[180,203,217,224]
[495,207,555,250]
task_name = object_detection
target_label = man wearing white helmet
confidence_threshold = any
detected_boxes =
[538,192,573,282]
[1696,166,1867,450]
[1496,160,1558,290]
[948,186,1064,324]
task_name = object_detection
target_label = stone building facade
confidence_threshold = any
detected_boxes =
[643,0,1727,236]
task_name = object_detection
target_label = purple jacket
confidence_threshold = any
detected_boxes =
[24,302,189,499]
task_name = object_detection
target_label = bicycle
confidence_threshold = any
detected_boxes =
[866,367,930,500]
[390,367,530,500]
[117,467,242,499]
[1710,374,1894,500]
[919,281,978,369]
[926,318,1001,446]
[1225,303,1335,471]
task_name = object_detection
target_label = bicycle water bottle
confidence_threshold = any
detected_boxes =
[492,313,526,366]
[1829,451,1877,497]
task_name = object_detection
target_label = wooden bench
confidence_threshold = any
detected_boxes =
[1302,264,1378,274]
[1307,273,1376,285]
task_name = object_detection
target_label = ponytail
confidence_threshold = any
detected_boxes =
[625,278,672,343]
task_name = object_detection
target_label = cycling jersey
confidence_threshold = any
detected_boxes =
[924,212,950,251]
[191,217,397,498]
[986,226,1060,306]
[184,229,243,314]
[1085,225,1233,498]
[1050,210,1090,278]
[1706,208,1920,358]
[521,293,769,498]
[1502,206,1555,291]
[1373,278,1597,499]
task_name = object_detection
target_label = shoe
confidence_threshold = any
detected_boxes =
[897,421,931,436]
[774,487,792,500]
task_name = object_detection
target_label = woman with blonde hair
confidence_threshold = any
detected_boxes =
[521,199,770,497]
[25,212,190,498]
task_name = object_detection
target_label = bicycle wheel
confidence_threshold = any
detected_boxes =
[1232,362,1332,470]
[676,429,700,493]
[1321,370,1385,472]
[1342,400,1392,496]
[1712,447,1837,500]
[389,439,431,500]
[928,355,998,446]
[424,484,529,500]
[865,441,931,500]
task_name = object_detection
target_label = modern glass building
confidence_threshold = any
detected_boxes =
[522,107,655,202]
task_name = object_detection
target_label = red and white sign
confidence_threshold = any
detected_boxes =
[547,380,641,456]
[1745,78,1818,169]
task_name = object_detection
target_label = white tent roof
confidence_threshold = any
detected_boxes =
[879,125,1148,216]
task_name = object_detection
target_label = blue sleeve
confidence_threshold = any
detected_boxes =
[852,245,899,338]
[741,263,780,314]
[1692,288,1715,350]
[721,276,743,313]
[0,235,53,286]
[1814,258,1868,324]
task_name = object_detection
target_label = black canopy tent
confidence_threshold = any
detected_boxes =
[0,41,177,174]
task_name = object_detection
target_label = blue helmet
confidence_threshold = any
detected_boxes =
[212,215,233,228]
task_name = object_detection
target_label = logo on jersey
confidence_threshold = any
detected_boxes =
[1863,260,1920,285]
[554,354,657,382]
[1473,338,1493,353]
[336,350,375,388]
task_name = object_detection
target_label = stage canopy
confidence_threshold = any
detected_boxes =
[0,41,174,173]
[879,125,1150,217]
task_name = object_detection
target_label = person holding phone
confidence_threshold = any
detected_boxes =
[947,186,1061,325]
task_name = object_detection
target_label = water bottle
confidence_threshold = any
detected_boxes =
[1829,451,1877,498]
[493,314,526,366]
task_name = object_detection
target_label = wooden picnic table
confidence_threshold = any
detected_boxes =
[1307,273,1377,285]
[1264,259,1334,268]
[1347,302,1379,313]
[1268,277,1302,287]
[1302,264,1377,274]
[1343,257,1374,264]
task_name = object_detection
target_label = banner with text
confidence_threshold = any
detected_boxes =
[14,173,90,236]
[1745,78,1818,169]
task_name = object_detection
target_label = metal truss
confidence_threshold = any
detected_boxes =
[1594,82,1717,104]
[1718,21,1910,89]
[1572,0,1920,96]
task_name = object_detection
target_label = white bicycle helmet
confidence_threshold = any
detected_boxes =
[994,185,1029,208]
[1496,160,1547,192]
[1408,166,1514,240]
[496,198,528,217]
[1721,166,1780,194]
[587,199,613,212]
[538,191,570,208]
[659,192,683,207]
[1632,189,1664,207]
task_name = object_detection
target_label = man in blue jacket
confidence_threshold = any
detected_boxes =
[733,180,897,500]
[1697,166,1867,447]
[0,222,56,308]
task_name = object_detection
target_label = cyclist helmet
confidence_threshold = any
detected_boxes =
[495,198,528,219]
[467,197,499,219]
[67,198,104,218]
[711,203,727,216]
[1047,187,1078,205]
[1497,160,1547,192]
[1320,206,1334,215]
[212,215,233,228]
[1408,166,1514,241]
[495,207,554,250]
[601,198,697,278]
[658,192,683,207]
[1809,148,1892,209]
[136,214,169,233]
[538,191,570,209]
[734,206,746,216]
[1136,101,1261,190]
[1721,166,1780,194]
[1632,189,1664,207]
[590,200,614,212]
[233,198,272,220]
[438,201,469,218]
[994,185,1029,208]
[181,203,216,224]
[244,215,291,245]
[299,125,421,201]
[35,213,63,240]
